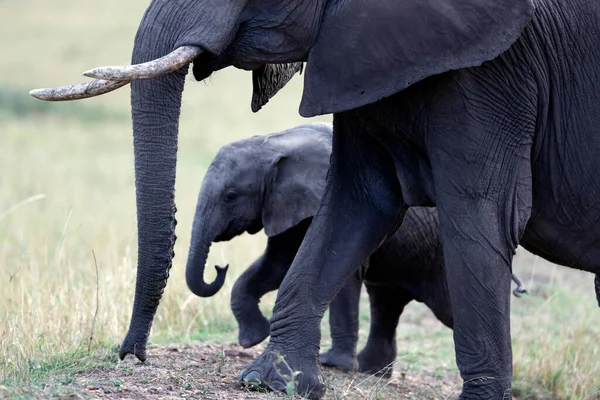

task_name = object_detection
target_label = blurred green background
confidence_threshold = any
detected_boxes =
[0,1,599,398]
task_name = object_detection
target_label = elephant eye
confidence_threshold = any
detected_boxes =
[223,189,238,203]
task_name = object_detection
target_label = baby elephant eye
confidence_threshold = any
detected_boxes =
[223,189,238,203]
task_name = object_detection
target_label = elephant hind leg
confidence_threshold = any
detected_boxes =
[358,285,411,378]
[429,83,534,398]
[595,274,600,307]
[320,272,362,372]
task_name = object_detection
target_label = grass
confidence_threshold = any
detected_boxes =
[0,86,127,123]
[1,1,599,399]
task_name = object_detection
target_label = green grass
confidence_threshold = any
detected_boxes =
[1,342,118,398]
[1,1,599,399]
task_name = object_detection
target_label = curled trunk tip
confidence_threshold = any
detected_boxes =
[187,264,229,297]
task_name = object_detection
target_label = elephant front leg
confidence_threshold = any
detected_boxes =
[231,224,307,348]
[239,113,406,399]
[231,254,279,348]
[319,271,362,372]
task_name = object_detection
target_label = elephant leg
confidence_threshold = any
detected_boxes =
[231,254,283,348]
[436,195,528,399]
[231,220,309,348]
[357,284,411,378]
[320,271,362,372]
[239,113,405,399]
[430,98,533,399]
[595,274,600,307]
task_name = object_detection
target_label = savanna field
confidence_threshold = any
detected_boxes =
[1,1,599,399]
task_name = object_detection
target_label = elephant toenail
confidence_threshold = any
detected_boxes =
[242,370,262,386]
[269,379,287,392]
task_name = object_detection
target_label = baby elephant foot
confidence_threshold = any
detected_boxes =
[237,315,271,348]
[357,345,395,378]
[240,345,325,399]
[320,348,358,372]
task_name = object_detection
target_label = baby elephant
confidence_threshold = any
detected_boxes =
[186,123,526,376]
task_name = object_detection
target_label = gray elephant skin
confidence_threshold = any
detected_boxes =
[31,0,600,398]
[191,122,528,378]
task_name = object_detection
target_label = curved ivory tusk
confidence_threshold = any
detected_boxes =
[29,79,130,101]
[82,45,203,81]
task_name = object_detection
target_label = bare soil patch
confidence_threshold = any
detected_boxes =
[34,343,460,400]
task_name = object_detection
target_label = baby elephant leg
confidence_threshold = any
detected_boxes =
[231,253,284,348]
[320,271,362,372]
[231,223,307,348]
[358,284,411,378]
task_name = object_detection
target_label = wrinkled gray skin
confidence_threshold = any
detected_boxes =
[191,123,528,377]
[90,0,600,398]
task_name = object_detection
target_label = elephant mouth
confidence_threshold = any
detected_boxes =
[214,230,239,242]
[246,218,263,235]
[192,50,231,82]
[214,218,263,242]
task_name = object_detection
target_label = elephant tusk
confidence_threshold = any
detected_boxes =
[29,79,130,101]
[82,45,204,81]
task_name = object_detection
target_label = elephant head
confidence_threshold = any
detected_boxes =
[30,0,534,361]
[186,123,332,297]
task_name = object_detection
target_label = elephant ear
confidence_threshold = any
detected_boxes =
[299,0,535,117]
[251,63,303,112]
[262,124,333,237]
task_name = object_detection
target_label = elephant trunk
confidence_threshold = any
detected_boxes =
[30,0,248,363]
[119,10,190,362]
[185,201,228,297]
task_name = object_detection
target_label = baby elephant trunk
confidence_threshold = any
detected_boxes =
[185,214,229,297]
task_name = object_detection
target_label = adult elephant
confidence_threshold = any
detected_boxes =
[30,0,600,398]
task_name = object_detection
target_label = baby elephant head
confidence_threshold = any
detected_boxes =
[185,123,333,297]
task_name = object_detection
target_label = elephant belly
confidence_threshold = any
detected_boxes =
[522,142,600,274]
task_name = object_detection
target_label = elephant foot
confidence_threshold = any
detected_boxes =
[237,315,271,348]
[240,344,325,399]
[119,331,148,362]
[357,344,395,378]
[319,348,358,372]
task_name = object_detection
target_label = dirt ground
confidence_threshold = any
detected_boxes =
[27,343,460,400]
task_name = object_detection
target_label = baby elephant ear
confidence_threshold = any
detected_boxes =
[300,0,535,117]
[251,63,303,112]
[262,125,332,237]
